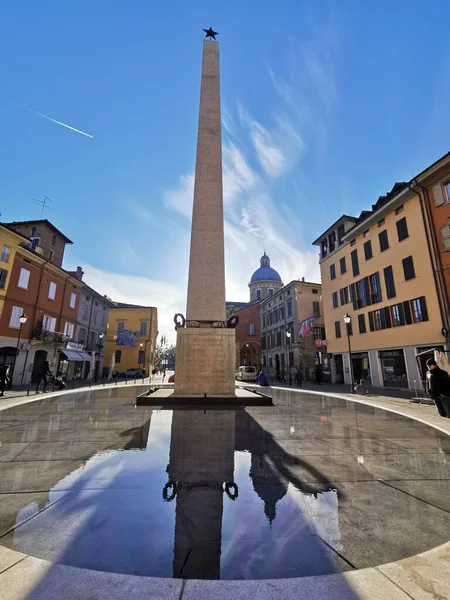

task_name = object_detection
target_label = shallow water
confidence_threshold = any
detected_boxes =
[0,387,449,579]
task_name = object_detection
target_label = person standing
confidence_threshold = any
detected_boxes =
[295,367,303,387]
[280,367,286,384]
[0,364,8,397]
[315,364,322,385]
[426,358,450,418]
[36,361,52,394]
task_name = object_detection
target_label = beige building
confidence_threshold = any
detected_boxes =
[313,177,448,390]
[260,279,325,381]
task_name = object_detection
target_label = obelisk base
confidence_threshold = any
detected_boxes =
[173,328,235,396]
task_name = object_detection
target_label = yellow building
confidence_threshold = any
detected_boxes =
[104,303,158,376]
[0,224,30,320]
[313,182,447,391]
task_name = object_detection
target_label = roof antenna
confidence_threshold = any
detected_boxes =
[33,196,52,219]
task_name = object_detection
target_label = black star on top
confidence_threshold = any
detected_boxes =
[203,27,218,40]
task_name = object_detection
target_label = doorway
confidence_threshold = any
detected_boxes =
[31,350,48,383]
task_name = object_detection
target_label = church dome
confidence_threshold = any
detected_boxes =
[250,252,282,284]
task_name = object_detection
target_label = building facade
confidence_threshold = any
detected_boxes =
[313,170,448,390]
[249,253,283,302]
[232,302,261,369]
[260,280,324,381]
[104,303,158,376]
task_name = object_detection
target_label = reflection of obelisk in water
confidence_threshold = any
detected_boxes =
[174,31,236,397]
[167,411,235,578]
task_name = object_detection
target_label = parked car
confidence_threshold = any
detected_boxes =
[119,368,145,379]
[236,366,258,382]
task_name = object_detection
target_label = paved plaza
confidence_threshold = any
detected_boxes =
[0,384,449,598]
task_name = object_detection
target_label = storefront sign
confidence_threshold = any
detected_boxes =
[379,350,403,358]
[66,342,85,351]
[351,353,368,360]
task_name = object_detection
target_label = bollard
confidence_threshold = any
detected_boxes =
[134,376,137,385]
[125,376,128,385]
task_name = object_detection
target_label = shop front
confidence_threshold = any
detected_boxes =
[379,349,408,388]
[58,343,91,381]
[351,352,371,384]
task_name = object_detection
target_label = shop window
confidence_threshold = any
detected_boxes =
[379,230,389,252]
[330,264,336,280]
[384,266,396,299]
[396,217,409,242]
[364,240,373,260]
[351,249,359,276]
[380,350,408,388]
[358,314,366,334]
[335,321,341,338]
[115,350,121,363]
[339,257,347,274]
[332,292,338,309]
[402,256,415,281]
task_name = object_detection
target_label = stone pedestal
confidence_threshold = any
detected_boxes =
[174,328,235,396]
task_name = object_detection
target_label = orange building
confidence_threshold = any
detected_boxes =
[232,302,261,369]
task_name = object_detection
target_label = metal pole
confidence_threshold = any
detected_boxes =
[10,322,23,388]
[347,324,355,393]
[288,335,292,386]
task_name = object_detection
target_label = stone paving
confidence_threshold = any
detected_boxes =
[0,383,448,599]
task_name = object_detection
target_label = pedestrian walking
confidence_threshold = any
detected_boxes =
[426,358,450,418]
[0,364,8,397]
[36,361,53,394]
[280,367,286,384]
[295,367,302,386]
[315,365,322,385]
[258,370,269,387]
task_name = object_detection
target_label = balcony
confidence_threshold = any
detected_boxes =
[31,327,69,345]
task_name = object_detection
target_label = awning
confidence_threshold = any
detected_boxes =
[77,351,91,360]
[60,350,84,362]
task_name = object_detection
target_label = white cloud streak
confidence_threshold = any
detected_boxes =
[15,103,94,138]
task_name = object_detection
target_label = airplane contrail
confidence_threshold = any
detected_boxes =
[1,98,93,138]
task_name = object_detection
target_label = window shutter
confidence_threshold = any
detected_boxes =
[384,307,392,328]
[368,311,374,332]
[433,184,445,207]
[440,225,450,251]
[419,297,429,322]
[403,301,412,324]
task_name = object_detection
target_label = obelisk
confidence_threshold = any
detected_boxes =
[174,30,236,397]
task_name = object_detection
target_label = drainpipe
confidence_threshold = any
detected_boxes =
[411,181,450,338]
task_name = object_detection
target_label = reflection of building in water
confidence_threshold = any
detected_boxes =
[166,411,236,579]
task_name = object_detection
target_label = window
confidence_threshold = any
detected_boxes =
[64,322,75,338]
[287,299,292,317]
[402,256,415,281]
[138,350,145,364]
[330,264,336,280]
[312,289,319,294]
[379,230,389,252]
[9,306,24,328]
[92,309,97,324]
[351,249,359,276]
[378,218,385,227]
[49,250,54,262]
[396,217,409,242]
[117,321,125,332]
[276,331,282,347]
[335,321,341,338]
[321,239,328,258]
[440,224,450,251]
[329,231,336,252]
[101,310,106,326]
[48,281,57,300]
[52,234,56,246]
[313,327,325,340]
[374,309,384,331]
[82,305,89,320]
[339,257,347,274]
[370,272,382,303]
[411,297,428,323]
[390,303,404,327]
[358,314,366,334]
[384,266,396,299]
[364,240,373,260]
[313,301,320,315]
[268,288,274,296]
[18,268,30,289]
[340,286,351,305]
[1,245,10,262]
[31,227,36,237]
[279,305,285,319]
[69,292,76,309]
[30,238,40,251]
[446,182,450,202]
[256,289,261,300]
[332,292,338,308]
[115,350,122,363]
[247,323,256,336]
[43,315,56,331]
[268,311,273,326]
[78,328,86,343]
[395,205,404,215]
[262,315,266,328]
[0,269,8,289]
[139,321,148,336]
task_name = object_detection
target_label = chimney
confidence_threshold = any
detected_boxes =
[76,266,84,281]
[301,277,305,282]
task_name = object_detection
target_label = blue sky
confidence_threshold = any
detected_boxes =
[1,1,450,340]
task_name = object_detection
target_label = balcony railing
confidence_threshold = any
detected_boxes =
[31,328,69,345]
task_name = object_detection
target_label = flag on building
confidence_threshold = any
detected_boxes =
[299,314,318,337]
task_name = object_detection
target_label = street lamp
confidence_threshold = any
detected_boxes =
[343,313,355,393]
[286,329,292,386]
[10,314,27,388]
[139,342,144,371]
[95,333,104,382]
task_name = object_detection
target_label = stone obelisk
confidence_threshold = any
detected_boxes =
[174,32,236,397]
